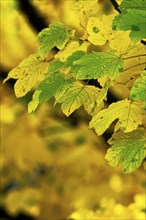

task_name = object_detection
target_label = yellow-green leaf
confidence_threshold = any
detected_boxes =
[28,73,75,113]
[86,15,114,46]
[112,0,146,41]
[38,23,75,56]
[130,71,146,102]
[90,100,144,135]
[28,90,41,113]
[55,41,89,62]
[71,52,123,80]
[57,83,101,116]
[106,128,146,173]
[4,54,49,97]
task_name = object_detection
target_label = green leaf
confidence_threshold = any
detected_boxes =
[28,73,75,113]
[38,23,75,56]
[38,74,65,103]
[57,83,101,116]
[112,0,146,41]
[70,52,123,80]
[130,71,146,102]
[64,50,85,68]
[47,59,64,75]
[89,100,144,135]
[3,54,49,97]
[117,0,145,9]
[64,50,86,75]
[105,128,146,173]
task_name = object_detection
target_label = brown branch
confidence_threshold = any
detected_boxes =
[109,0,121,13]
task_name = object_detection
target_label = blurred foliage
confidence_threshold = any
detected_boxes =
[0,0,146,219]
[0,0,38,70]
[1,83,145,219]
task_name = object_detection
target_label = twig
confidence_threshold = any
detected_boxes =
[123,54,146,60]
[109,0,121,13]
[123,62,146,72]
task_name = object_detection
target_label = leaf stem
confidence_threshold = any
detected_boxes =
[123,54,146,60]
[123,62,146,72]
[108,0,121,14]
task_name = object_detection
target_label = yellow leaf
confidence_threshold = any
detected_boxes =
[86,15,115,46]
[4,54,50,97]
[55,41,89,62]
[110,34,145,59]
[86,14,139,57]
[28,90,41,113]
[57,83,101,116]
[108,30,131,54]
[90,100,144,135]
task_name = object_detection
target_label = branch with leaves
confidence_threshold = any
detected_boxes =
[4,0,146,173]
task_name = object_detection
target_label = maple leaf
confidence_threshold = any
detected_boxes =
[89,100,144,135]
[105,128,146,173]
[28,73,75,113]
[47,59,64,75]
[70,52,123,80]
[55,41,89,62]
[86,15,115,46]
[4,54,49,97]
[28,90,41,113]
[112,0,146,41]
[57,83,101,116]
[108,30,132,55]
[64,50,85,69]
[38,23,75,56]
[130,71,146,102]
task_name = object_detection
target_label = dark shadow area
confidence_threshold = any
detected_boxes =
[17,0,48,32]
[0,207,36,220]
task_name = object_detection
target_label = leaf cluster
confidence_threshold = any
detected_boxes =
[4,0,146,173]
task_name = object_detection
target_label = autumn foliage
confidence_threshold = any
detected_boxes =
[1,0,146,219]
